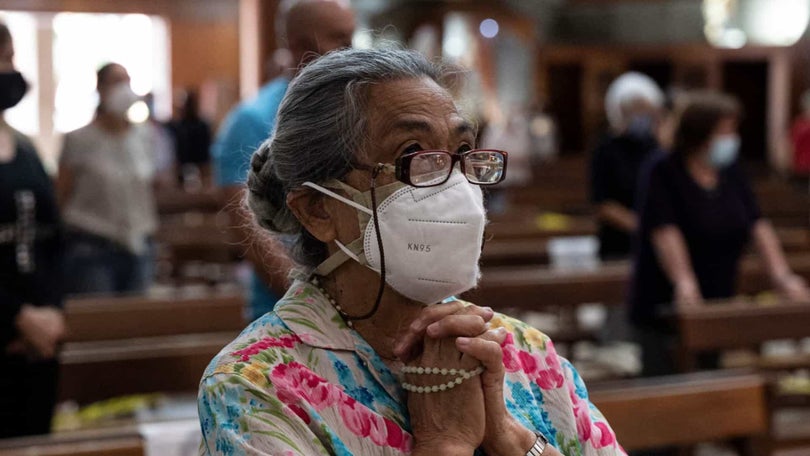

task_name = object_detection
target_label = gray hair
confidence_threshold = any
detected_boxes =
[247,47,442,268]
[604,72,664,131]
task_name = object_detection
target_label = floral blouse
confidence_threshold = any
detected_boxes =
[198,279,625,455]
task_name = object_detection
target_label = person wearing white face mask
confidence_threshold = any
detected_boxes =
[57,63,157,294]
[629,92,810,378]
[198,48,626,456]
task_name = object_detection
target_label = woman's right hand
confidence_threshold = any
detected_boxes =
[15,304,66,359]
[407,333,486,456]
[674,279,703,309]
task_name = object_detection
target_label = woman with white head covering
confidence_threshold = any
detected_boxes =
[590,72,665,260]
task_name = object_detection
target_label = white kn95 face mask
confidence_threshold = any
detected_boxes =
[303,169,486,305]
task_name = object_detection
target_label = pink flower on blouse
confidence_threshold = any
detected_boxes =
[501,333,523,373]
[270,362,413,453]
[231,334,302,362]
[271,362,341,409]
[591,421,618,448]
[339,396,372,438]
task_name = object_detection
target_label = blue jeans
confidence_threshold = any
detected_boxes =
[63,230,153,295]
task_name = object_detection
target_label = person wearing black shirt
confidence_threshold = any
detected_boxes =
[629,92,810,377]
[591,72,665,260]
[167,89,212,186]
[0,23,65,437]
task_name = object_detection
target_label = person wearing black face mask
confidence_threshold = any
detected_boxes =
[590,72,665,260]
[0,22,66,438]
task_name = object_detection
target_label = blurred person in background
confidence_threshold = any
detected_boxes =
[57,63,157,294]
[168,88,212,188]
[789,89,810,178]
[630,92,810,377]
[0,22,65,438]
[590,72,665,260]
[212,0,355,321]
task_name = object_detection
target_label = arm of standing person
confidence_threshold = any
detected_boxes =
[752,220,810,302]
[597,202,638,233]
[11,140,67,358]
[214,108,293,296]
[652,226,702,307]
[640,157,702,307]
[591,144,638,233]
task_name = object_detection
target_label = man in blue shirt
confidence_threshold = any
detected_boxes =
[213,0,355,320]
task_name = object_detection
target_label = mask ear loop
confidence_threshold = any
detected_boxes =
[345,163,387,322]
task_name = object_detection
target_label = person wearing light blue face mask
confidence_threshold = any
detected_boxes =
[707,133,740,168]
[590,72,665,260]
[629,91,810,379]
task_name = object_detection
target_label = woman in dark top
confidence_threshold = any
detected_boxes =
[629,92,810,376]
[0,23,65,437]
[591,72,665,260]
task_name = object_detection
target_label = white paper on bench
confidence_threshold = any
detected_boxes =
[139,419,201,456]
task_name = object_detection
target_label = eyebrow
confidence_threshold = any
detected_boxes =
[390,119,476,137]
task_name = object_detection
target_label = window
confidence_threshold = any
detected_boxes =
[0,11,170,170]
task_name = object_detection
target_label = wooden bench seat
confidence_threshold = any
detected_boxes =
[59,332,235,404]
[590,371,768,451]
[64,291,245,342]
[0,427,144,456]
[679,300,810,353]
[467,254,810,310]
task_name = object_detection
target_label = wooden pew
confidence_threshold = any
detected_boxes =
[678,299,810,354]
[59,332,234,404]
[64,291,245,342]
[677,300,810,452]
[467,254,810,311]
[59,292,245,404]
[590,371,769,452]
[0,427,144,456]
[154,188,221,215]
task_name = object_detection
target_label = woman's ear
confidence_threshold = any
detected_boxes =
[287,189,337,243]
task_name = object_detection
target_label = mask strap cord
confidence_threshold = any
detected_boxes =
[345,164,386,322]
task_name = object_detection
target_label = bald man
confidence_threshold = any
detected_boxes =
[212,0,355,321]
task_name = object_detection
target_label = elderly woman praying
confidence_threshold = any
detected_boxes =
[198,48,625,456]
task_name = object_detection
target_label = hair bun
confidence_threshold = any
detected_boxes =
[246,140,301,234]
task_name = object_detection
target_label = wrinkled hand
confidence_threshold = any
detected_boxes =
[776,274,810,303]
[394,300,493,362]
[15,305,66,359]
[408,334,486,455]
[674,280,703,310]
[456,329,563,456]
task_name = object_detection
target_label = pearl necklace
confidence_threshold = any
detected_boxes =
[311,276,354,328]
[401,366,484,394]
[310,276,484,394]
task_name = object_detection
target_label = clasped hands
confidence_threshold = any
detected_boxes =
[393,301,560,456]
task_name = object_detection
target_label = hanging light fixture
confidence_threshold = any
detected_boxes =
[703,0,810,47]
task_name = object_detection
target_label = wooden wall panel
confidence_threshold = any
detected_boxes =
[170,19,239,94]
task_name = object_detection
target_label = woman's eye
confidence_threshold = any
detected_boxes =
[457,144,473,154]
[403,143,423,155]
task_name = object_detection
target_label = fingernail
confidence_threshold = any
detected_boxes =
[457,337,471,347]
[426,322,439,336]
[497,327,507,335]
[483,307,494,315]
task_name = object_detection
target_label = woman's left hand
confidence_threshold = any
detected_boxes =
[777,274,810,303]
[456,329,563,456]
[393,300,494,362]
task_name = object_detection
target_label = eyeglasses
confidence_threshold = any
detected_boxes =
[389,149,508,188]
